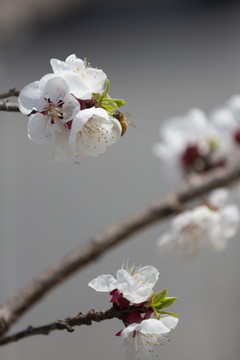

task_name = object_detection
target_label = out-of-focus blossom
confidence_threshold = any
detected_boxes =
[152,108,229,179]
[120,317,178,360]
[157,188,240,258]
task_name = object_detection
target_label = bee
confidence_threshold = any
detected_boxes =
[113,111,137,136]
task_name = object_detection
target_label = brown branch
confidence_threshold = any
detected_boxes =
[0,306,131,346]
[1,164,240,336]
[0,100,20,112]
[0,88,20,99]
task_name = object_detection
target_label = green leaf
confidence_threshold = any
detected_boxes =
[159,311,179,318]
[151,289,168,307]
[93,79,126,111]
[109,99,126,108]
[155,297,177,310]
[102,78,110,99]
[100,98,119,112]
[153,309,161,320]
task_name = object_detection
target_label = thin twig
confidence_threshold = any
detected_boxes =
[0,88,20,99]
[0,101,20,112]
[1,164,240,336]
[0,307,132,346]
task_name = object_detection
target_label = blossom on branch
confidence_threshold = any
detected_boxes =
[89,262,178,359]
[18,54,126,161]
[157,188,240,258]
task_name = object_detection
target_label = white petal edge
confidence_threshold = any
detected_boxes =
[88,274,117,292]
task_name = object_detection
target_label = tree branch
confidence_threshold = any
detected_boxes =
[0,100,20,112]
[1,164,240,336]
[0,88,20,99]
[0,306,131,346]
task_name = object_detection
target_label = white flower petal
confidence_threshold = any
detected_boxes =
[51,55,107,97]
[18,80,45,114]
[115,269,136,301]
[40,75,71,103]
[27,113,50,144]
[159,316,179,331]
[208,188,230,208]
[88,274,117,292]
[136,266,159,286]
[120,323,140,341]
[139,318,178,335]
[59,73,92,99]
[220,205,240,239]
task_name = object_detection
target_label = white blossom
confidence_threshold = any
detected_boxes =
[18,74,80,144]
[120,317,178,360]
[69,107,122,158]
[157,188,240,258]
[50,54,107,99]
[88,264,159,304]
[152,108,229,179]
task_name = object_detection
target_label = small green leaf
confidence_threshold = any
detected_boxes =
[101,98,119,112]
[102,78,110,99]
[109,99,126,108]
[93,79,126,111]
[155,297,177,310]
[153,309,161,320]
[159,311,179,318]
[151,289,168,307]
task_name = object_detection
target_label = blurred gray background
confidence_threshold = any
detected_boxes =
[0,0,240,359]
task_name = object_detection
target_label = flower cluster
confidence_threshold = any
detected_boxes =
[18,55,126,161]
[157,188,240,258]
[89,262,178,360]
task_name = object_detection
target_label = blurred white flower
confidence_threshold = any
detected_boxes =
[50,54,107,99]
[88,263,159,304]
[69,107,122,158]
[152,108,228,178]
[120,317,178,360]
[157,188,240,258]
[18,74,80,145]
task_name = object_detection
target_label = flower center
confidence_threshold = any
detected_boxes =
[43,98,64,122]
[181,144,226,173]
